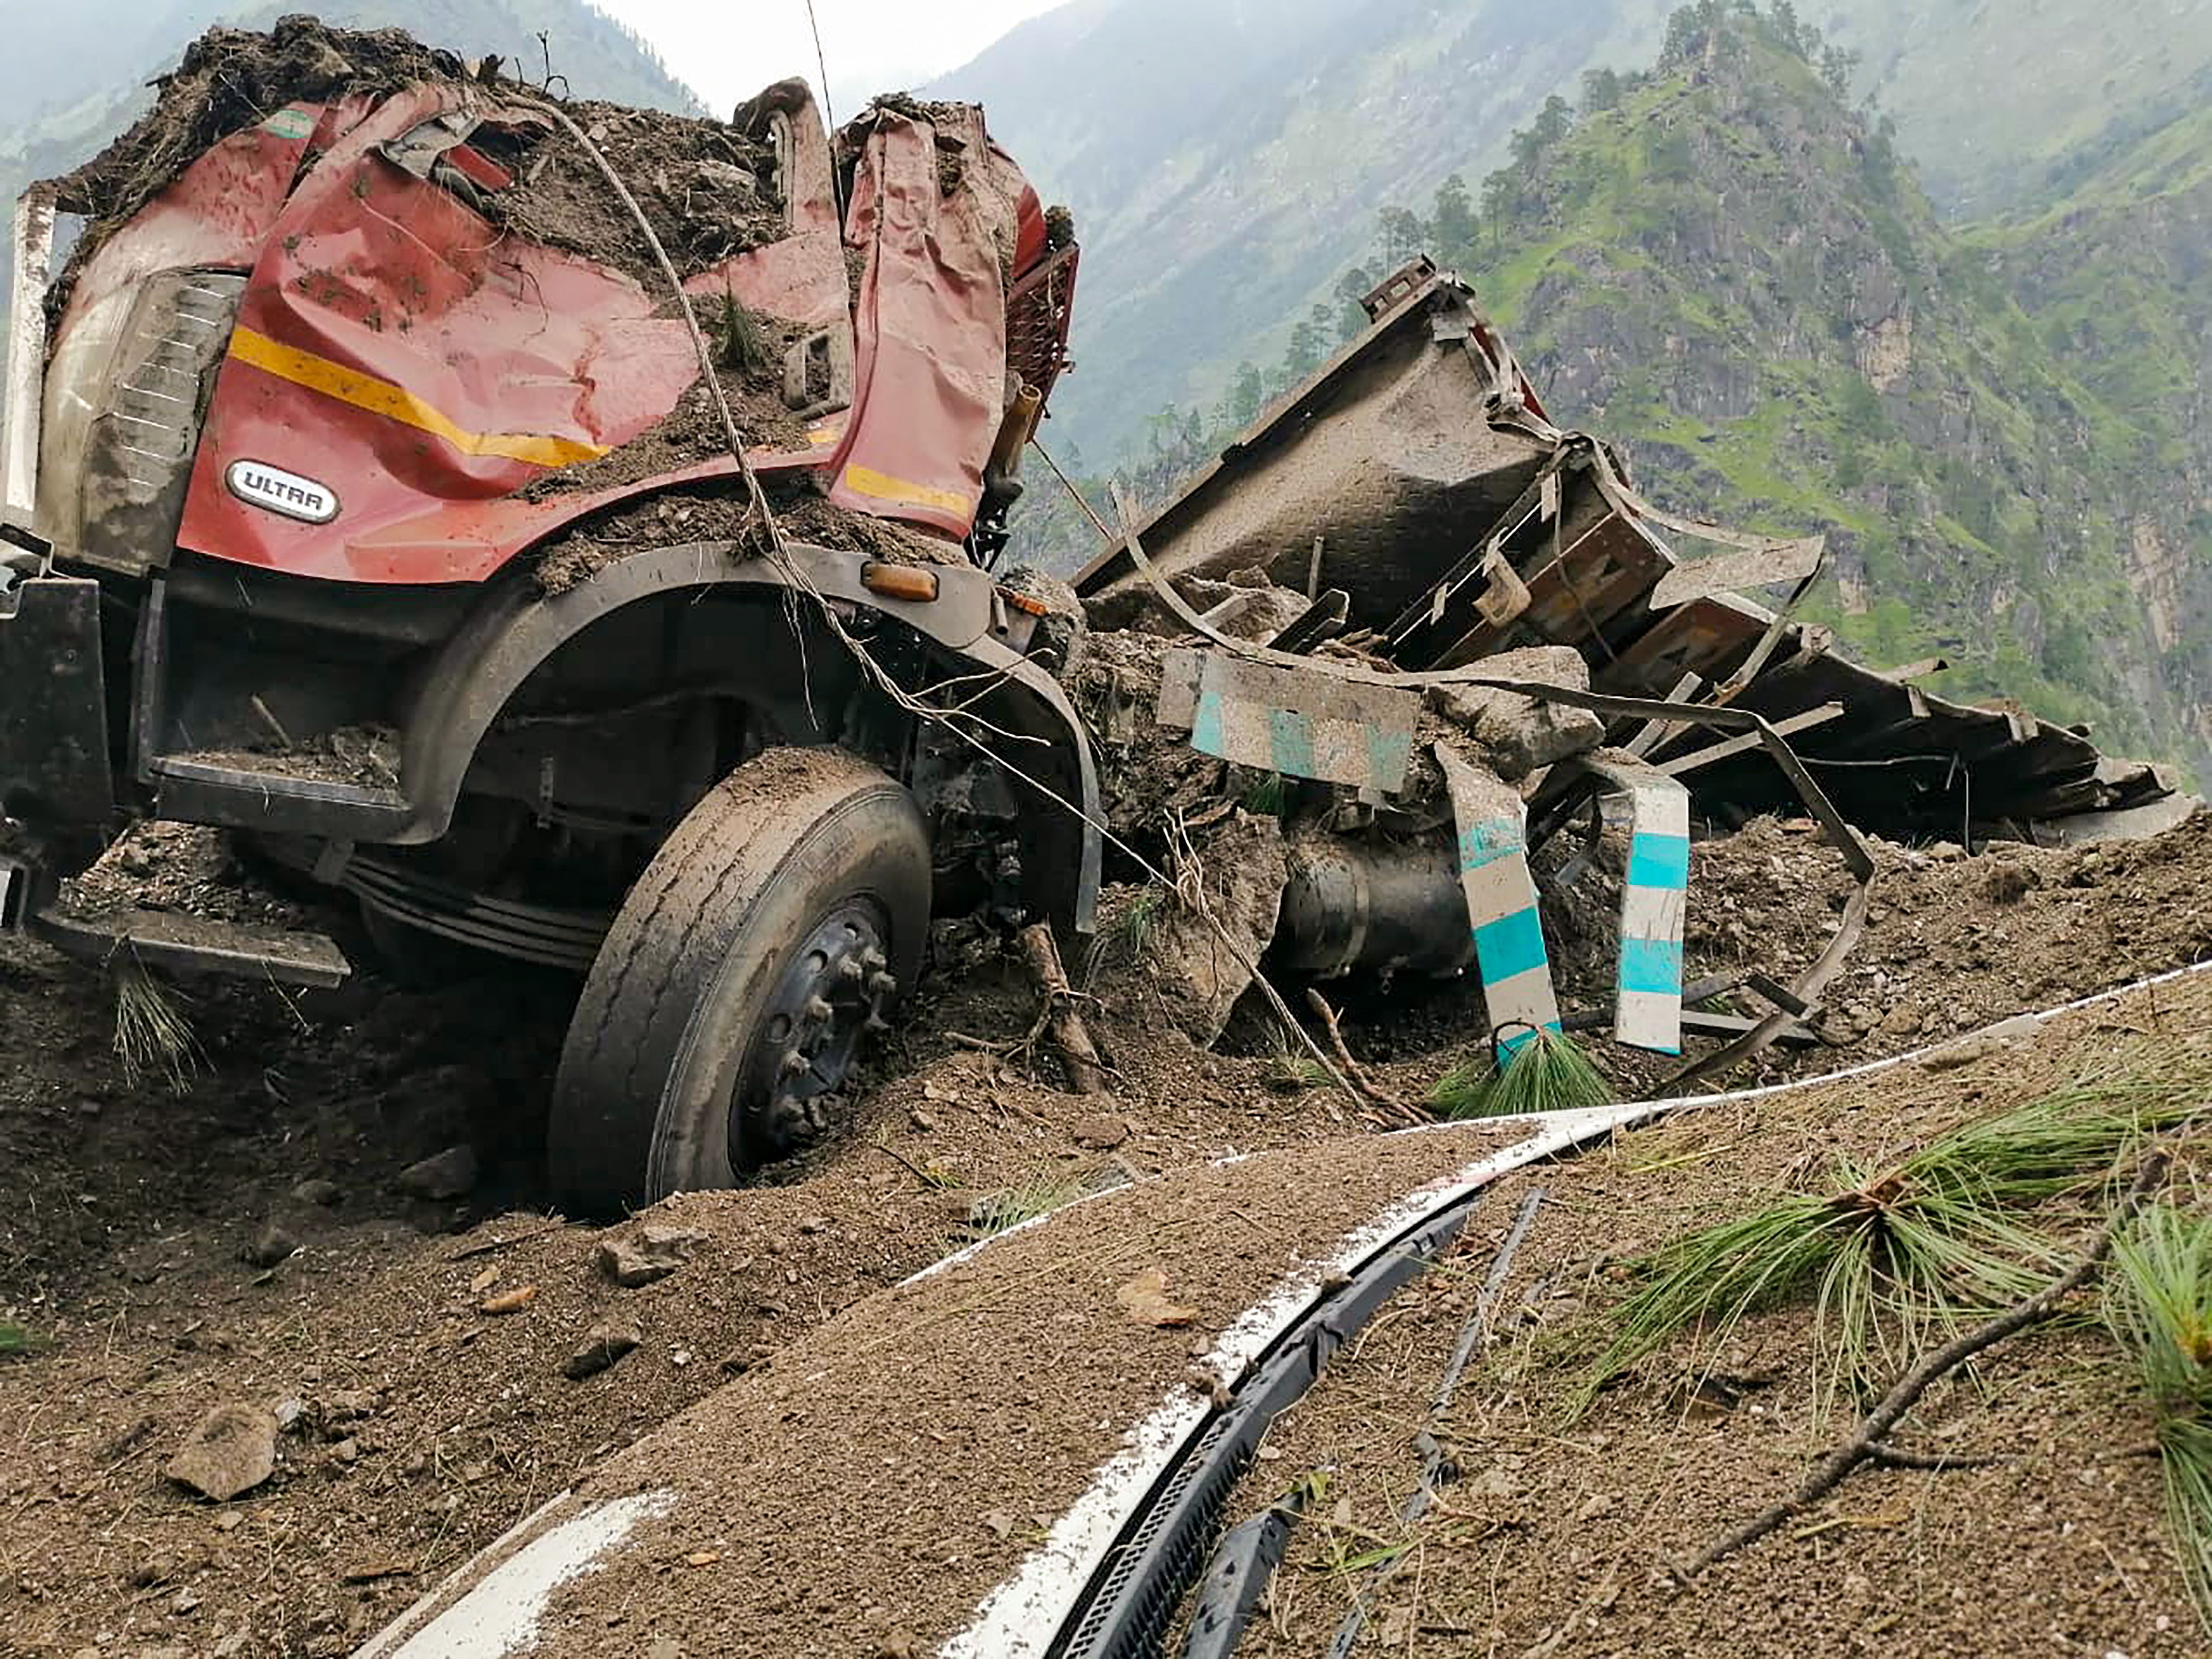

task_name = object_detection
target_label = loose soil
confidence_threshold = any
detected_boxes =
[3,804,2208,1654]
[1221,972,2212,1656]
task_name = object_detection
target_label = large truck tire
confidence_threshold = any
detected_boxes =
[548,747,930,1215]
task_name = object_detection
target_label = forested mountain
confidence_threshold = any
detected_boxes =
[996,2,2212,782]
[935,0,2212,466]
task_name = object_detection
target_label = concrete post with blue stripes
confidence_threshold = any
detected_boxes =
[1435,747,1560,1058]
[1584,753,1690,1055]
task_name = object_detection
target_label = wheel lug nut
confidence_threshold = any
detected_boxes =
[864,1013,891,1035]
[779,1050,809,1077]
[867,971,898,997]
[835,958,865,983]
[859,947,887,971]
[804,995,834,1022]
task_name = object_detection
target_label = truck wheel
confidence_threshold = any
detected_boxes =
[548,747,929,1215]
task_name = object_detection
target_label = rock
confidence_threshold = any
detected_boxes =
[291,1178,342,1207]
[1425,645,1603,780]
[241,1222,299,1269]
[693,158,758,199]
[394,1145,478,1201]
[1144,812,1291,1046]
[166,1404,279,1501]
[562,1319,643,1380]
[319,1388,379,1426]
[596,1221,710,1288]
[172,1586,203,1615]
[1071,1113,1130,1150]
[481,1283,538,1315]
[1117,1268,1198,1328]
[332,1438,360,1465]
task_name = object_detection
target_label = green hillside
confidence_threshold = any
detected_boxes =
[940,0,2212,468]
[1011,1,2208,781]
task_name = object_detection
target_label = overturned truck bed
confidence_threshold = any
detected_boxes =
[1074,262,2178,845]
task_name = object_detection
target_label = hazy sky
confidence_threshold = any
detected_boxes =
[594,0,1064,119]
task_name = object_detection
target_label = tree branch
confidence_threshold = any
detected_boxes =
[1675,1147,2171,1581]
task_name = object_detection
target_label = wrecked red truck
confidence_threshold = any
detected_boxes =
[1,24,2183,1223]
[0,24,1092,1211]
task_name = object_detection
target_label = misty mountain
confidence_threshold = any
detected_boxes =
[934,0,2212,467]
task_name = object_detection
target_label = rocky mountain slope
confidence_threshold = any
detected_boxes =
[940,0,2212,465]
[1427,9,2202,771]
[1006,5,2212,783]
[1969,97,2212,760]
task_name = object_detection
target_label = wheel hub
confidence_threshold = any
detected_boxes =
[737,900,895,1153]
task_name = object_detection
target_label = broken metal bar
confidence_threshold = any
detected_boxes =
[33,904,352,988]
[1437,747,1560,1057]
[1265,588,1350,655]
[1650,535,1826,610]
[1576,752,1690,1056]
[1658,702,1846,776]
[1624,671,1705,757]
[1744,970,1812,1019]
[1882,656,1950,682]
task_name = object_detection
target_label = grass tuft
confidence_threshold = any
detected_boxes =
[966,1173,1088,1238]
[716,290,766,373]
[1241,771,1289,818]
[2106,1198,2212,1631]
[0,1322,36,1361]
[1430,1028,1612,1120]
[113,958,204,1092]
[1083,885,1165,987]
[1578,1084,2178,1419]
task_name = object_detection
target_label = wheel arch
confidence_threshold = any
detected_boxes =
[392,540,1102,934]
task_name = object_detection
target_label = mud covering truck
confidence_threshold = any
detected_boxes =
[0,22,1093,1213]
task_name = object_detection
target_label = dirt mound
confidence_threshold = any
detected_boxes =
[5,793,2210,1653]
[49,19,465,318]
[488,100,781,284]
[529,479,966,593]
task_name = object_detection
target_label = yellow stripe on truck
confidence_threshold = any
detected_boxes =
[227,326,611,468]
[839,463,973,518]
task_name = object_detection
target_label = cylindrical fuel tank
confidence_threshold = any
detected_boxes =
[1273,831,1472,979]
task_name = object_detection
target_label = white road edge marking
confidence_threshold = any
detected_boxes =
[941,957,2212,1656]
[354,1490,674,1659]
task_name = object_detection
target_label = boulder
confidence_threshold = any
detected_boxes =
[1144,812,1291,1046]
[394,1144,478,1201]
[1427,645,1604,780]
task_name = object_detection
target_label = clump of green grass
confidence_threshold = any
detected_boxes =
[0,1322,35,1361]
[1241,771,1289,818]
[1578,1088,2177,1419]
[1430,1028,1612,1120]
[113,958,204,1092]
[966,1172,1088,1238]
[1083,885,1165,988]
[716,290,766,373]
[2106,1199,2212,1631]
[1264,1020,1331,1093]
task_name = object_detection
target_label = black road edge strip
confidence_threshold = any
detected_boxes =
[1049,1191,1483,1659]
